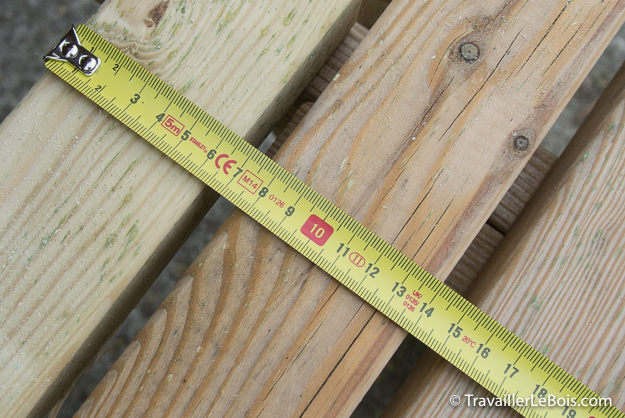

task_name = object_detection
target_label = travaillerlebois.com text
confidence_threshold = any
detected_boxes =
[449,393,612,408]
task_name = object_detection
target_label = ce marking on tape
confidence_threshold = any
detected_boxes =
[214,154,237,175]
[157,113,238,175]
[205,150,241,178]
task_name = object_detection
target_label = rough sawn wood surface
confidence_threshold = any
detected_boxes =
[0,0,360,416]
[77,0,625,417]
[384,54,625,418]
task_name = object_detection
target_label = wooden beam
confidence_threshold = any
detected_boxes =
[383,54,625,418]
[272,22,368,140]
[488,146,559,235]
[281,23,558,298]
[446,146,558,294]
[357,0,392,28]
[0,0,360,416]
[76,0,625,416]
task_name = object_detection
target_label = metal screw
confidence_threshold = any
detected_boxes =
[459,43,479,62]
[513,135,529,151]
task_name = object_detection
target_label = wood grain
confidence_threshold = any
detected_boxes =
[272,22,368,142]
[383,52,625,418]
[489,146,559,235]
[0,1,360,416]
[77,0,625,416]
[447,146,558,294]
[276,24,558,297]
[357,0,393,29]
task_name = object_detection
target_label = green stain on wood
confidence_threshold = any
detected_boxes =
[179,78,195,94]
[120,213,132,228]
[174,37,199,72]
[105,234,117,248]
[581,151,589,163]
[218,6,241,33]
[122,193,132,206]
[27,229,56,264]
[111,158,139,191]
[287,35,296,49]
[127,222,139,243]
[153,17,169,36]
[592,230,603,243]
[283,9,295,26]
[60,231,71,245]
[117,221,139,261]
[97,148,123,182]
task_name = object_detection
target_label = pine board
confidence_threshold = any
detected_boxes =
[0,0,360,416]
[77,0,625,416]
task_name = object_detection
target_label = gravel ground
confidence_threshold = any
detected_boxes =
[1,1,625,417]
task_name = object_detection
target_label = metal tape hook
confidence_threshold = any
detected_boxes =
[44,26,100,76]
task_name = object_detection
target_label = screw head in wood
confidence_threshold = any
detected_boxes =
[513,135,530,152]
[459,43,479,62]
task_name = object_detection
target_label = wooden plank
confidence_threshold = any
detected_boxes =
[447,146,558,294]
[489,146,559,235]
[76,0,625,417]
[301,22,369,102]
[276,24,558,297]
[271,22,368,139]
[445,223,504,295]
[382,55,625,418]
[0,0,360,416]
[268,102,314,159]
[357,0,392,28]
[278,116,556,297]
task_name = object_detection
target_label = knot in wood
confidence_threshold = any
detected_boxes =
[145,1,169,28]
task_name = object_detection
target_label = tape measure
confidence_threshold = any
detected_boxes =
[44,25,622,418]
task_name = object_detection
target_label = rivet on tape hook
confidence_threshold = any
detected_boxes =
[44,26,100,76]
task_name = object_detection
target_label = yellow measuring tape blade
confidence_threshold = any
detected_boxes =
[44,25,622,418]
